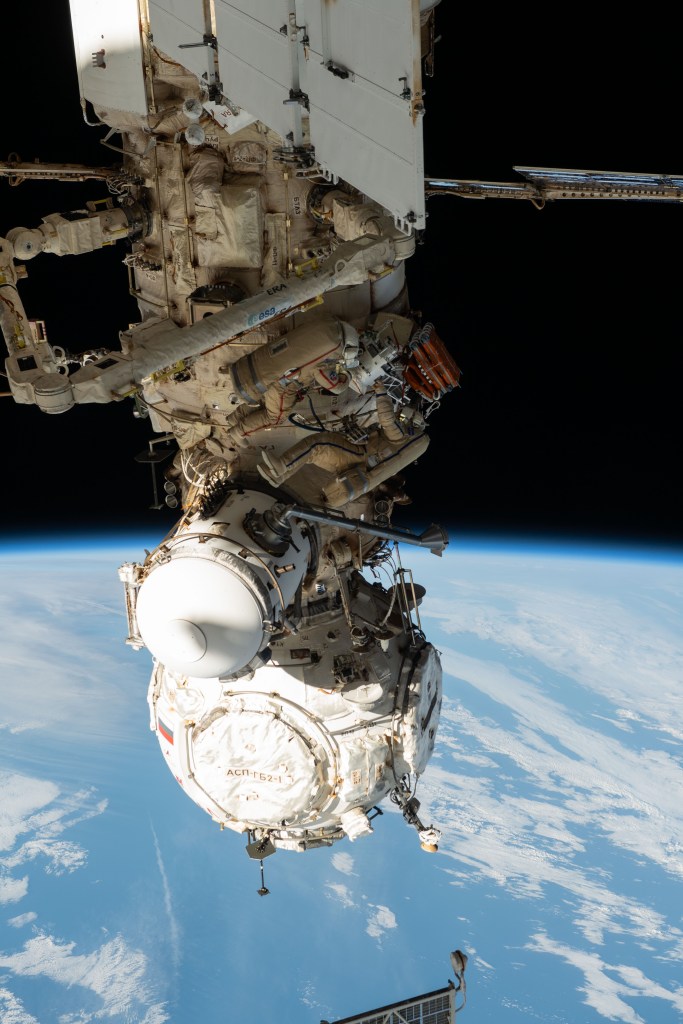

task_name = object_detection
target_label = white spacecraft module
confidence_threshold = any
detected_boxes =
[0,0,463,861]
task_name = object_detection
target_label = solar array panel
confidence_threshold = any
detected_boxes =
[330,986,454,1024]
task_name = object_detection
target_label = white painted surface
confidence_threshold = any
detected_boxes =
[69,0,147,114]
[149,0,215,81]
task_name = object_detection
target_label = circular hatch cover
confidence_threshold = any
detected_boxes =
[191,698,334,827]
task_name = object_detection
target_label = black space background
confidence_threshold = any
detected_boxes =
[1,4,681,547]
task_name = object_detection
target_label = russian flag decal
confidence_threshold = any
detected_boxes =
[158,715,174,745]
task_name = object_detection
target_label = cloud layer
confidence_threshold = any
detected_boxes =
[0,548,149,745]
[411,547,683,1022]
[0,764,166,1022]
[0,933,169,1023]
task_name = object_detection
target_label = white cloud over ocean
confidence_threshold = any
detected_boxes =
[323,873,398,947]
[0,933,169,1023]
[7,912,36,929]
[0,550,188,1022]
[0,770,106,893]
[0,876,28,906]
[528,932,683,1024]
[0,549,149,744]
[0,987,39,1024]
[331,851,356,876]
[365,904,397,942]
[408,548,683,1022]
[324,881,356,909]
[151,827,182,973]
[0,763,168,1022]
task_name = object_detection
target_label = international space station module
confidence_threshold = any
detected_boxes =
[0,1,460,858]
